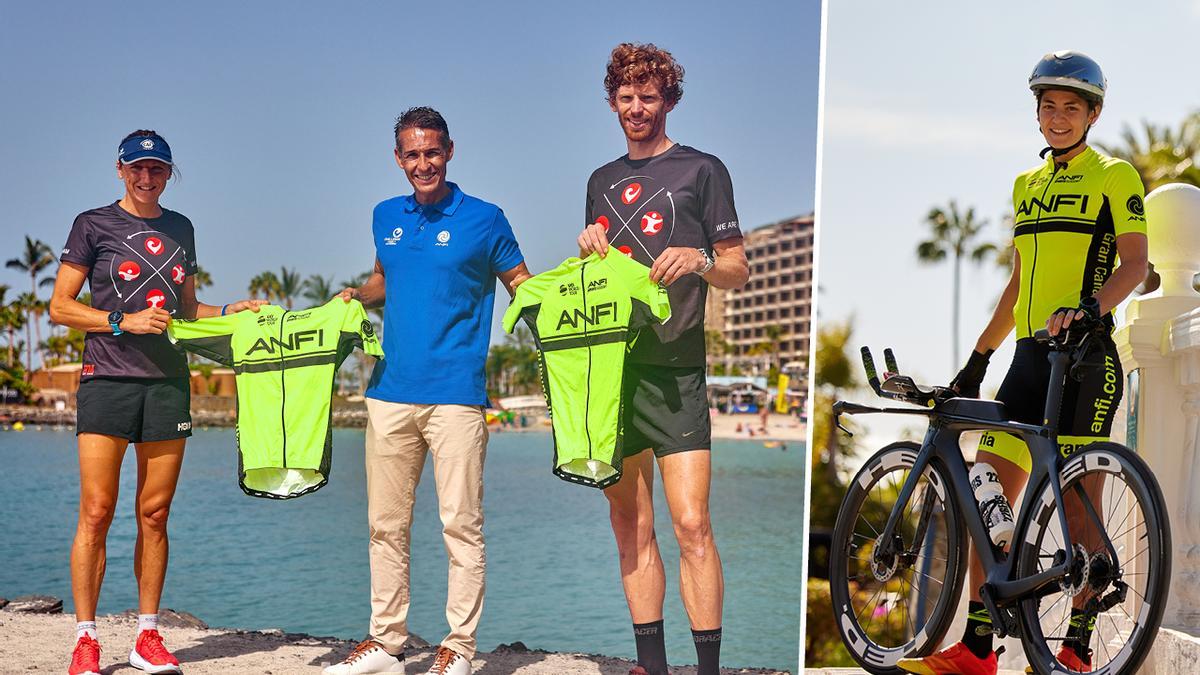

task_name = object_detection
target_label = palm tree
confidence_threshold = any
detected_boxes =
[1097,113,1200,191]
[193,266,213,292]
[248,271,280,301]
[277,267,302,309]
[302,274,335,306]
[16,292,40,378]
[916,201,998,368]
[6,236,57,296]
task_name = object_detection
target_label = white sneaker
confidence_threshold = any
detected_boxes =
[425,646,471,675]
[323,639,404,674]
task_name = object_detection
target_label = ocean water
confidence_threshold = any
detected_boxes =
[0,428,804,672]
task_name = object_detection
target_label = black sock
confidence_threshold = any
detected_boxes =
[1064,608,1095,662]
[962,601,994,659]
[633,620,668,675]
[692,627,721,675]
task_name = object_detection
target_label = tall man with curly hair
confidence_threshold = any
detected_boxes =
[577,43,750,675]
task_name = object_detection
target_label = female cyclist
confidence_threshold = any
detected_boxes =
[897,51,1149,675]
[49,130,265,675]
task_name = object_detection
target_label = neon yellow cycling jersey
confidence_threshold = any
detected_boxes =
[1011,146,1146,339]
[168,299,383,499]
[502,252,670,488]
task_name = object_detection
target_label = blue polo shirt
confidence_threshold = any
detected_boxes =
[365,182,524,405]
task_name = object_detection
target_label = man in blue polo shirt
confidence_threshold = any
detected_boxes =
[326,107,531,675]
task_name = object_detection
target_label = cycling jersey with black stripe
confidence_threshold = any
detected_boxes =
[1011,146,1146,339]
[168,299,383,499]
[502,252,671,488]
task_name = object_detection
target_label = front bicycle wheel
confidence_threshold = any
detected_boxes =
[1016,442,1171,675]
[829,442,967,674]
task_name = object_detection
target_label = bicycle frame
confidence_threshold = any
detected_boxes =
[842,348,1102,638]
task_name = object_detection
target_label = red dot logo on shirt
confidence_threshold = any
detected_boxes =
[617,245,634,257]
[641,211,664,235]
[622,182,642,205]
[146,289,166,309]
[596,215,610,232]
[171,264,186,285]
[117,261,140,282]
[144,237,164,255]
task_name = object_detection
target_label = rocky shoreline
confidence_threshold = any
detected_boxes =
[0,595,790,674]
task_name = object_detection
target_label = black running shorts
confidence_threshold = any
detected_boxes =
[76,377,192,443]
[621,365,712,458]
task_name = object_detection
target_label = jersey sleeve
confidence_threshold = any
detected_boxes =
[179,216,199,274]
[502,273,550,334]
[168,314,242,366]
[700,158,742,245]
[489,209,525,275]
[1105,161,1148,237]
[340,299,384,359]
[60,213,96,267]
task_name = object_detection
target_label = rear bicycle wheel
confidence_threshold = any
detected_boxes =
[1016,442,1171,675]
[828,442,967,674]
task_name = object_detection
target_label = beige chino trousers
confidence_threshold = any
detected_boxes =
[364,399,488,659]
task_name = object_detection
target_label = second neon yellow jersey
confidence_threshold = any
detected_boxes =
[1011,146,1146,339]
[502,252,670,488]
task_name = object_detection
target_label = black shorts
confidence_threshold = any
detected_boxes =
[621,365,711,458]
[979,335,1122,471]
[76,377,192,443]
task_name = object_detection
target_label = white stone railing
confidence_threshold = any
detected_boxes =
[1113,183,1200,643]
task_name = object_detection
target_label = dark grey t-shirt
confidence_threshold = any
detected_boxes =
[585,144,741,366]
[60,202,198,379]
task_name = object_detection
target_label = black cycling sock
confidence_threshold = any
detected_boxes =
[962,601,994,659]
[633,620,668,675]
[692,627,721,675]
[1064,608,1095,662]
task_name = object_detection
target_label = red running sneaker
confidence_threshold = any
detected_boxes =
[68,635,101,675]
[128,629,181,674]
[897,641,998,675]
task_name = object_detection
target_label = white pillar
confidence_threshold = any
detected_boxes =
[1113,183,1200,631]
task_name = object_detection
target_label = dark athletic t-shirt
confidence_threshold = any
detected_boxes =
[60,202,198,379]
[585,144,741,366]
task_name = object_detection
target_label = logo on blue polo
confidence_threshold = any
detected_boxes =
[384,227,404,246]
[436,230,451,246]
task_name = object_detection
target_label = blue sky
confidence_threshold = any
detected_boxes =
[0,1,820,345]
[817,0,1200,450]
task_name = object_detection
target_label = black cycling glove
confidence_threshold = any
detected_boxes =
[1051,296,1102,332]
[950,349,993,398]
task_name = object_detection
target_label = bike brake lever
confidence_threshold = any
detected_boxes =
[884,348,899,376]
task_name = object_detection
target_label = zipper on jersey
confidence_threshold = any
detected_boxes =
[279,310,288,468]
[1026,161,1063,336]
[581,262,593,458]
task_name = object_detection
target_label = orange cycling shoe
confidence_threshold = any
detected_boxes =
[897,641,998,675]
[1024,646,1092,673]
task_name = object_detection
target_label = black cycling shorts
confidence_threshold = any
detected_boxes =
[621,365,712,458]
[978,335,1122,472]
[76,377,192,444]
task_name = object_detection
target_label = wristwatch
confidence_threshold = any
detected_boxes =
[694,248,716,277]
[108,310,124,336]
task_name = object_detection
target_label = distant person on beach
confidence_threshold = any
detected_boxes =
[576,44,749,675]
[327,107,532,675]
[49,130,264,675]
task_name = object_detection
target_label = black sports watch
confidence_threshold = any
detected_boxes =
[108,310,124,336]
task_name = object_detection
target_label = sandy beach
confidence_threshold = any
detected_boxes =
[0,601,790,674]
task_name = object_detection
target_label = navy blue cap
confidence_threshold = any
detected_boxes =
[118,134,173,165]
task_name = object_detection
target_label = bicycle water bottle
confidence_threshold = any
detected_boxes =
[970,462,1015,548]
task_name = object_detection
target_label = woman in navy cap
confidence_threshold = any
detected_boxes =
[49,130,265,675]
